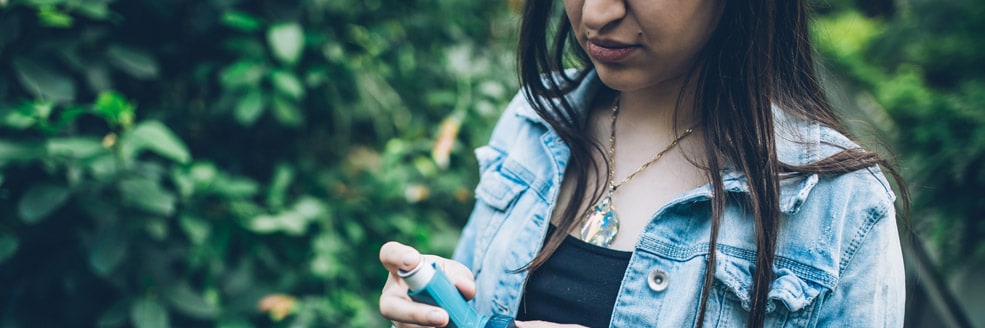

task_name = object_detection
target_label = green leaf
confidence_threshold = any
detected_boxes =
[189,162,218,185]
[130,297,169,328]
[270,95,302,127]
[24,0,70,5]
[32,101,53,120]
[276,212,308,235]
[179,215,210,245]
[270,70,304,100]
[293,197,326,219]
[87,154,118,181]
[38,5,73,27]
[106,45,159,79]
[235,89,265,125]
[0,233,19,263]
[246,215,282,234]
[310,233,343,278]
[72,1,111,19]
[47,137,106,159]
[121,121,191,164]
[134,121,190,163]
[119,177,176,216]
[211,175,259,198]
[344,220,365,243]
[170,166,194,198]
[223,37,266,58]
[18,183,71,224]
[12,57,75,103]
[92,91,135,128]
[217,317,254,328]
[0,140,43,163]
[50,106,89,131]
[89,225,128,276]
[219,61,265,89]
[221,11,261,32]
[267,22,304,65]
[163,283,219,319]
[2,103,37,129]
[267,163,294,208]
[145,217,169,240]
[246,197,326,235]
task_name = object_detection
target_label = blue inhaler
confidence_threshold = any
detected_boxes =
[398,259,516,328]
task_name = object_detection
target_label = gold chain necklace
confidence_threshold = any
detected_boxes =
[578,96,695,248]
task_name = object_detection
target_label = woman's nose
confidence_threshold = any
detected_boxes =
[581,0,627,32]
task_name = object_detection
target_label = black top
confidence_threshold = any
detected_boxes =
[516,225,633,328]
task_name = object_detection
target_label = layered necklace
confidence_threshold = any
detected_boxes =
[578,96,696,248]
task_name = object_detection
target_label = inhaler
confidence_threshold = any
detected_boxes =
[399,259,516,328]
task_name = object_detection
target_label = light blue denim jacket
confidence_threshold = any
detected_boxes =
[452,71,905,327]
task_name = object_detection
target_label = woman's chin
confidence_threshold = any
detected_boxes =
[593,65,689,94]
[593,69,651,93]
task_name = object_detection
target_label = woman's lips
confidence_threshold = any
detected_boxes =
[587,40,639,63]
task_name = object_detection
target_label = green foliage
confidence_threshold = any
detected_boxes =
[812,0,985,268]
[0,0,515,326]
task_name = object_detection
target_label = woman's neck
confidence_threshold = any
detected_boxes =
[614,78,698,134]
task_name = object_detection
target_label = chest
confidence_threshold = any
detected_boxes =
[551,108,709,251]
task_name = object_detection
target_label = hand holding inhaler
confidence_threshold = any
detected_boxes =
[400,259,516,328]
[380,242,515,328]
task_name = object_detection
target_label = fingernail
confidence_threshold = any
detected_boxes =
[427,310,445,325]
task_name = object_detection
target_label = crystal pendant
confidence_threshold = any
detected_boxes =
[579,196,619,247]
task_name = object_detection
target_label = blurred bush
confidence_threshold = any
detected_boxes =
[0,0,516,326]
[811,0,985,270]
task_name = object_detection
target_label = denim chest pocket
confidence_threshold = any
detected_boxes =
[470,147,531,272]
[705,251,830,327]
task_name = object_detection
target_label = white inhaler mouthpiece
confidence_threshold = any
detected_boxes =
[398,258,435,291]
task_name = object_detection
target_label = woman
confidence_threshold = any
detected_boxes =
[381,0,907,327]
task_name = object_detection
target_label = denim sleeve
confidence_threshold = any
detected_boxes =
[814,198,905,327]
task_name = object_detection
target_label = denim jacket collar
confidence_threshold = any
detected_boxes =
[511,69,822,215]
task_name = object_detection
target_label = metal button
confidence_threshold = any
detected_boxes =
[648,269,670,292]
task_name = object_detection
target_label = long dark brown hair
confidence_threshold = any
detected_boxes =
[516,1,907,327]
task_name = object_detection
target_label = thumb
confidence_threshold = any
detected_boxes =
[380,241,423,273]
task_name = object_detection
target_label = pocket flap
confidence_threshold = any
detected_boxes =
[714,253,826,313]
[474,145,503,174]
[475,162,528,211]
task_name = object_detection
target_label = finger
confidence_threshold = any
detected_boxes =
[515,321,588,328]
[379,292,449,327]
[393,323,435,328]
[380,241,423,273]
[435,259,476,300]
